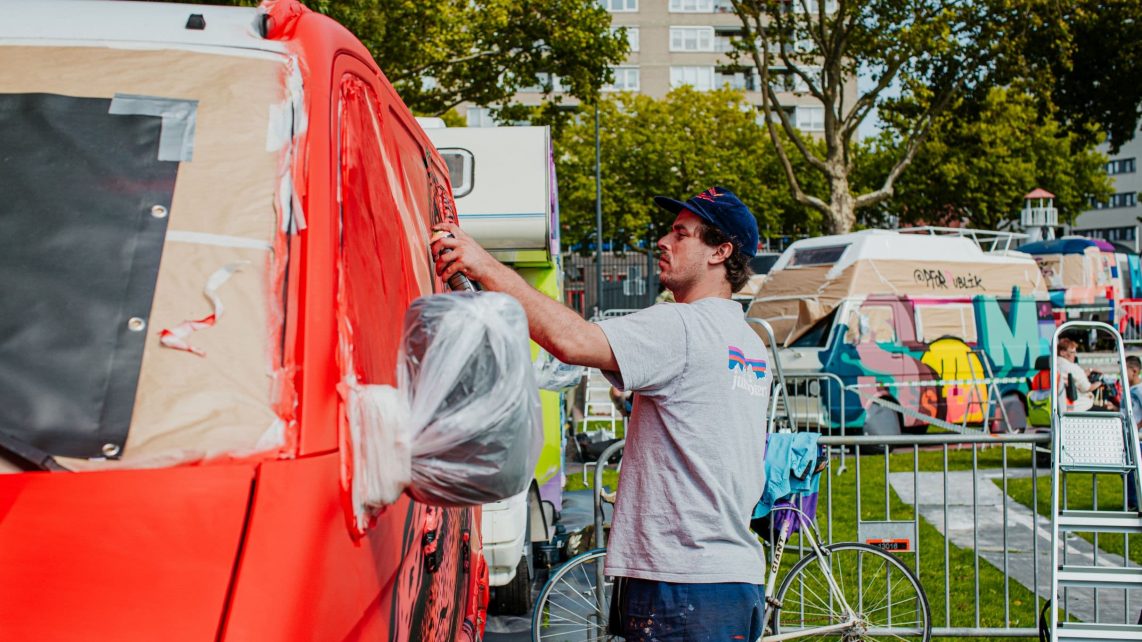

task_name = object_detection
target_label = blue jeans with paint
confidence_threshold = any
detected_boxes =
[612,578,765,641]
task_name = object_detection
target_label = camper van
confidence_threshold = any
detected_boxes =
[1018,237,1125,319]
[1017,236,1142,345]
[0,1,512,639]
[425,125,565,614]
[748,230,1055,435]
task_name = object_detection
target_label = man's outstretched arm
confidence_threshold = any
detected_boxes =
[431,223,619,372]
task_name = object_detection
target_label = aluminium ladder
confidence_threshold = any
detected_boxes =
[1048,321,1142,641]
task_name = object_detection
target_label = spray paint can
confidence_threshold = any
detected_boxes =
[431,230,477,292]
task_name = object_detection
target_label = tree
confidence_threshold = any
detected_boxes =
[554,87,832,252]
[160,0,628,116]
[1015,0,1142,153]
[873,87,1113,230]
[728,0,1030,234]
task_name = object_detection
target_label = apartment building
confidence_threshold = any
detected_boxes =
[1070,125,1142,251]
[465,0,853,132]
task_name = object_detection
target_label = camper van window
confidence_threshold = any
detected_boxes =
[915,304,976,343]
[788,244,848,267]
[844,306,895,344]
[439,148,473,198]
[791,309,837,347]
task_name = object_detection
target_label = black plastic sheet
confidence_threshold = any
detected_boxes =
[0,93,179,458]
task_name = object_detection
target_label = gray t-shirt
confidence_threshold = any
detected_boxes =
[597,298,769,583]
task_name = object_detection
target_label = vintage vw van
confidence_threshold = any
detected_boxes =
[0,1,508,639]
[747,230,1055,435]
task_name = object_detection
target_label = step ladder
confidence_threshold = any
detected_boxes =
[580,368,617,437]
[1048,321,1142,641]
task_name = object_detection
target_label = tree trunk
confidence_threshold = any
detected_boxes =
[827,164,856,235]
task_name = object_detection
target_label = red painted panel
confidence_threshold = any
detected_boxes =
[221,454,474,641]
[0,465,255,641]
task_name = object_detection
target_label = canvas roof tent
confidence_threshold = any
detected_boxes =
[1018,236,1118,305]
[747,230,1047,346]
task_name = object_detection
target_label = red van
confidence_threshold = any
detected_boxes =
[0,1,490,639]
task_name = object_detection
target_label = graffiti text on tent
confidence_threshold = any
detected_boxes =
[913,268,984,290]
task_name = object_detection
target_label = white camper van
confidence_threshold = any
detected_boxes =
[425,125,566,614]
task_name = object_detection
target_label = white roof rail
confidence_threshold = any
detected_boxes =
[896,226,1029,253]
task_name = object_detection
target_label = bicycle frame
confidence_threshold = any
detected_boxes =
[761,503,860,642]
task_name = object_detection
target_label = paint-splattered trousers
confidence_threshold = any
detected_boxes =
[610,577,765,641]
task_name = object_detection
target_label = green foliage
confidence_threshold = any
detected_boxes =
[727,0,1028,233]
[553,88,829,251]
[875,87,1113,229]
[159,0,627,116]
[727,0,1138,234]
[1011,0,1142,153]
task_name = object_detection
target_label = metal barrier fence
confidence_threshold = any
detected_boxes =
[806,433,1140,637]
[1120,300,1142,345]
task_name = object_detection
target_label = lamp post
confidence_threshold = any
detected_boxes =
[594,102,603,316]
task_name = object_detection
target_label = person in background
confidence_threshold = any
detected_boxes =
[1056,337,1104,412]
[1126,355,1142,511]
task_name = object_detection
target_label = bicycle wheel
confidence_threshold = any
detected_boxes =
[531,548,616,642]
[773,542,931,642]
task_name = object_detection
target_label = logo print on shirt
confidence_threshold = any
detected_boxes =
[694,187,723,203]
[728,345,767,380]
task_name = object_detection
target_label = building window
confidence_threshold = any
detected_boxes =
[1108,158,1137,175]
[519,73,566,93]
[796,106,824,131]
[1075,227,1137,243]
[789,67,821,93]
[466,107,497,128]
[670,0,714,12]
[801,0,838,12]
[604,66,640,91]
[612,26,639,52]
[715,68,760,91]
[1091,192,1138,209]
[600,0,637,12]
[670,66,716,90]
[670,26,715,52]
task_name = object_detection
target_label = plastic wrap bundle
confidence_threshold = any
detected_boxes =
[348,291,543,510]
[402,292,543,504]
[533,350,587,391]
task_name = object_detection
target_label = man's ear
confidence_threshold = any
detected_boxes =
[708,242,733,266]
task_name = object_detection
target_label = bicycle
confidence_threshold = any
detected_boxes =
[531,439,932,642]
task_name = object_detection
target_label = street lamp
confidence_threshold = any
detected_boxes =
[594,102,603,316]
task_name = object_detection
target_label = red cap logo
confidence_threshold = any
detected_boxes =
[694,187,722,203]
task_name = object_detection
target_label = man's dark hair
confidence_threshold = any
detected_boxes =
[1127,355,1141,370]
[697,221,752,292]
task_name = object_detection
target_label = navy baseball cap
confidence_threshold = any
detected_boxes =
[654,186,759,257]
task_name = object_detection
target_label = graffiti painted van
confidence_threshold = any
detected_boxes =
[747,230,1055,435]
[0,1,515,639]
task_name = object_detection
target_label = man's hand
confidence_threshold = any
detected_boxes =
[431,222,619,372]
[431,222,513,288]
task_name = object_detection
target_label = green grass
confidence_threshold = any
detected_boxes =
[1002,473,1142,566]
[814,450,1045,636]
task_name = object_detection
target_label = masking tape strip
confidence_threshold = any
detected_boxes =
[158,261,249,357]
[166,230,273,252]
[109,93,198,162]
